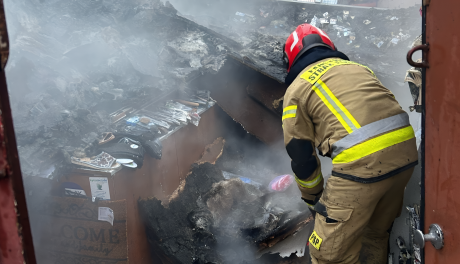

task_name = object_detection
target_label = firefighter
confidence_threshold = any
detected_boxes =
[281,24,418,263]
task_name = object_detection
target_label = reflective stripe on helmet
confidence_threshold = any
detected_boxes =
[316,27,332,42]
[290,31,299,52]
[284,24,336,72]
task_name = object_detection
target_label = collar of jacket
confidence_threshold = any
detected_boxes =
[284,47,350,85]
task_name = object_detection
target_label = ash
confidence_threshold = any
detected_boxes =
[139,133,309,264]
[172,0,421,82]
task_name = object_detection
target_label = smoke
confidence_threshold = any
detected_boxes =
[3,0,421,262]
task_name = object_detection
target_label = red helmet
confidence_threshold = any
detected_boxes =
[283,24,336,72]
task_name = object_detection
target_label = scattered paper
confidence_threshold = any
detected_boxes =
[323,12,329,18]
[363,20,371,25]
[89,177,111,200]
[399,33,411,41]
[391,38,400,45]
[330,18,337,25]
[98,207,114,226]
[64,188,87,197]
[310,16,318,27]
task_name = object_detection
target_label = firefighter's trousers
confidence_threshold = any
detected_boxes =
[309,168,414,264]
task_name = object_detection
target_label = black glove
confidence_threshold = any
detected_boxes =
[302,198,317,218]
[309,208,317,218]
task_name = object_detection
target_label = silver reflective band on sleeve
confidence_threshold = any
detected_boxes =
[331,112,410,159]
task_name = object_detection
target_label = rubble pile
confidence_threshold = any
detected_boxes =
[139,131,311,264]
[174,0,421,82]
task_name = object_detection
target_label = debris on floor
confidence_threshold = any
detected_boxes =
[139,134,313,264]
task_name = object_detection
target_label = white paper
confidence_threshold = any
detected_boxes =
[89,177,111,200]
[98,207,114,226]
[330,19,337,25]
[310,16,318,27]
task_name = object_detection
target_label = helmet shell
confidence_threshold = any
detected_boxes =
[284,24,336,72]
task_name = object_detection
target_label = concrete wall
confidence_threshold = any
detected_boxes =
[378,0,420,9]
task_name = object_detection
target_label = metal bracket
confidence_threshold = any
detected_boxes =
[414,224,444,250]
[407,44,430,68]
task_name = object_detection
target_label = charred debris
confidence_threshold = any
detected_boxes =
[6,0,420,262]
[6,0,420,178]
[139,130,312,264]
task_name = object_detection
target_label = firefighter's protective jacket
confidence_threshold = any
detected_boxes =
[282,58,418,206]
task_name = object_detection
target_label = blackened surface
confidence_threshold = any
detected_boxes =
[139,114,310,263]
[172,0,421,84]
[139,163,225,264]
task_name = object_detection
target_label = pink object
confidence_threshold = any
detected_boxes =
[269,174,295,192]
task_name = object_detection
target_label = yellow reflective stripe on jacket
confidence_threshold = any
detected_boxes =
[282,105,297,121]
[295,172,323,188]
[333,126,415,164]
[300,59,371,133]
[301,59,375,85]
[312,80,361,133]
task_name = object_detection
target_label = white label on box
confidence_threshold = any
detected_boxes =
[98,207,114,226]
[89,177,110,200]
